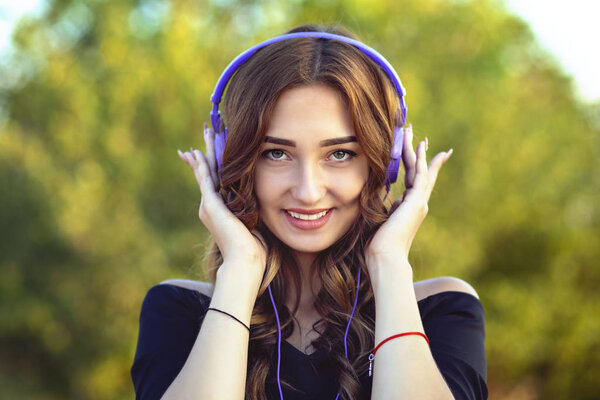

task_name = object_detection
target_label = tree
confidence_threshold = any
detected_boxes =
[1,0,598,398]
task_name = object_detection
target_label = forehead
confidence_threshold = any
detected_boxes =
[266,84,355,142]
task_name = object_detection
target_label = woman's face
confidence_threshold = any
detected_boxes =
[254,84,369,257]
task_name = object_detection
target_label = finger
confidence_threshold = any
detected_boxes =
[191,149,218,193]
[411,139,429,193]
[425,149,453,200]
[402,123,417,188]
[194,148,215,187]
[179,149,199,170]
[203,122,219,186]
[179,149,253,255]
[188,149,238,229]
[396,139,427,208]
[180,147,217,199]
[180,149,209,188]
[178,149,190,166]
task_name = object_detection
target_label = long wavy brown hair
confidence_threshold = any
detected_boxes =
[205,24,402,400]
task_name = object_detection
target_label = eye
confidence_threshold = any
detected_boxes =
[329,150,356,162]
[262,149,288,160]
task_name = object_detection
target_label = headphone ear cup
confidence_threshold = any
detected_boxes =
[214,127,227,173]
[384,125,404,188]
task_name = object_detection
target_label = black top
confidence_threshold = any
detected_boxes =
[131,284,488,400]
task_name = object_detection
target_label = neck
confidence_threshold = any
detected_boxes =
[285,251,322,315]
[294,251,316,273]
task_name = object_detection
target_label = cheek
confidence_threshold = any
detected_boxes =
[337,162,369,202]
[254,166,284,213]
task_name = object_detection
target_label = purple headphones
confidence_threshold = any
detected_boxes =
[210,31,408,194]
[209,32,408,399]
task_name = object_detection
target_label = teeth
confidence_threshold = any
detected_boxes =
[287,210,328,220]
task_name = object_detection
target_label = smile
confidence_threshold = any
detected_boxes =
[286,210,328,220]
[283,209,332,230]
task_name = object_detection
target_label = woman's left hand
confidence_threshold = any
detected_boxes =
[365,124,453,268]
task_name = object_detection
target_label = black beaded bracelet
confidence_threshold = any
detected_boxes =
[207,307,250,331]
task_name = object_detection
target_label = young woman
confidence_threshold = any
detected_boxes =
[131,25,487,400]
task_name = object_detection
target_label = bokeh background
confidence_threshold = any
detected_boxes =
[1,0,599,399]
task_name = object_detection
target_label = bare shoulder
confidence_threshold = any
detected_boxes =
[159,278,214,297]
[413,276,480,302]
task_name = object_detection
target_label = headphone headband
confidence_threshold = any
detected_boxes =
[210,31,407,192]
[210,31,407,133]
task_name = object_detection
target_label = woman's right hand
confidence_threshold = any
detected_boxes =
[178,123,267,287]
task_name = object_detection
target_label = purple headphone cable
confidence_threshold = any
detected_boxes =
[267,265,362,400]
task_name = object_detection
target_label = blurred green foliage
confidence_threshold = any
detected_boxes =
[1,0,599,398]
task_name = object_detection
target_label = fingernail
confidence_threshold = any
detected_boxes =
[178,151,189,163]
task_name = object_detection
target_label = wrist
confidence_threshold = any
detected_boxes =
[214,264,262,310]
[217,254,265,280]
[221,250,266,268]
[367,255,413,292]
[369,261,423,336]
[365,249,409,267]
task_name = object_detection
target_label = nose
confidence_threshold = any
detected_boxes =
[290,161,326,204]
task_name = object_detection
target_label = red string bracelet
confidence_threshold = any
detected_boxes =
[368,332,430,377]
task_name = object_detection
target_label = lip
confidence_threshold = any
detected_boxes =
[286,208,330,214]
[283,208,332,230]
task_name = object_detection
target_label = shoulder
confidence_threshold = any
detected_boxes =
[414,278,488,398]
[159,278,214,297]
[414,276,479,302]
[137,280,212,322]
[413,278,488,396]
[133,282,211,399]
[413,276,485,334]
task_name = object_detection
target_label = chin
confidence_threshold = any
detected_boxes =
[278,235,335,255]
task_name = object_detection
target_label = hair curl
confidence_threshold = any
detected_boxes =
[205,24,401,400]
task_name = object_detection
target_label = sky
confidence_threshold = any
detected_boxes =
[0,0,45,52]
[0,0,599,103]
[505,0,600,103]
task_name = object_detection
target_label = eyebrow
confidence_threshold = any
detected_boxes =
[264,136,358,147]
